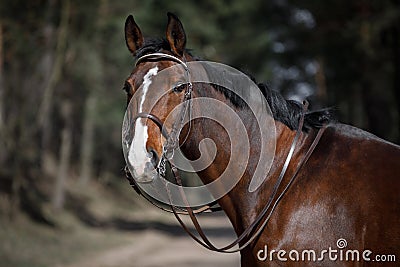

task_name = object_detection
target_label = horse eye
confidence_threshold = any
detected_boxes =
[173,83,186,93]
[123,82,132,94]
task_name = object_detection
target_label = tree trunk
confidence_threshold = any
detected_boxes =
[0,21,5,165]
[78,0,108,185]
[53,101,73,210]
[47,0,71,211]
[314,56,328,108]
[79,94,96,185]
[39,0,70,177]
[0,21,4,127]
[391,23,400,143]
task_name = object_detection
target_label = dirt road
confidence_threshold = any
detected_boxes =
[63,214,240,267]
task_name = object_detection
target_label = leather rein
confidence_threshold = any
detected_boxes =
[124,52,327,253]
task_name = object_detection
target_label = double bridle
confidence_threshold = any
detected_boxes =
[124,52,327,253]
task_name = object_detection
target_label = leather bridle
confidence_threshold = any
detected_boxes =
[124,52,327,253]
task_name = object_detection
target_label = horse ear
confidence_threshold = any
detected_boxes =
[125,15,144,55]
[166,12,186,56]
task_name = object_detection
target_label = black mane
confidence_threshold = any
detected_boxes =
[257,83,335,131]
[213,79,334,131]
[136,38,335,131]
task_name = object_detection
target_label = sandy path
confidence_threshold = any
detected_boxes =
[63,216,240,267]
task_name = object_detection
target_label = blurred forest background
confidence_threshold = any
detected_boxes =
[0,0,399,266]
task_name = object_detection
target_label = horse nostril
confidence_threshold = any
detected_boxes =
[148,149,159,167]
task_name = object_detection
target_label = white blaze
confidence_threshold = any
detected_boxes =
[128,66,159,179]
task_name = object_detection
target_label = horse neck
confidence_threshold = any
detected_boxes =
[181,87,314,234]
[225,121,313,232]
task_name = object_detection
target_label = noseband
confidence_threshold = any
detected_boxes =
[124,52,327,253]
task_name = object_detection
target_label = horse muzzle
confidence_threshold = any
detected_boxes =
[128,147,160,183]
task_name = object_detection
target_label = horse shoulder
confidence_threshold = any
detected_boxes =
[259,124,399,261]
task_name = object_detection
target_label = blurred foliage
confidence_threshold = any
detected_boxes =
[0,0,399,223]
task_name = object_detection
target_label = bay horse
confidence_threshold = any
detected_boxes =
[122,12,399,266]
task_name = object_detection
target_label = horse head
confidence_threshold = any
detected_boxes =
[123,13,194,183]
